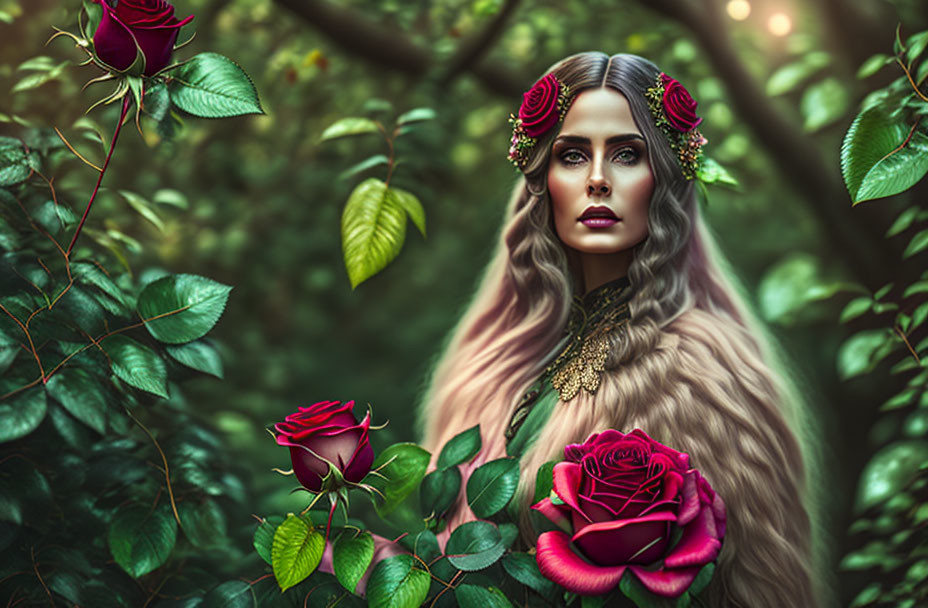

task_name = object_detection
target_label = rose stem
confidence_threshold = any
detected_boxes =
[66,94,131,257]
[324,495,338,543]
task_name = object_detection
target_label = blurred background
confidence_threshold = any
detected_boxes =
[3,0,928,605]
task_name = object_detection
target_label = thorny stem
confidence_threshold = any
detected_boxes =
[66,94,131,256]
[325,494,338,544]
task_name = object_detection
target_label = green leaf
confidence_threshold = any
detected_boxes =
[152,188,189,209]
[333,531,375,594]
[766,52,830,96]
[887,206,919,237]
[840,297,873,324]
[366,554,430,608]
[855,440,928,512]
[0,387,47,443]
[466,457,520,518]
[881,388,918,412]
[108,503,177,578]
[320,117,381,142]
[341,178,408,289]
[253,515,284,565]
[119,190,165,232]
[437,424,482,469]
[271,514,324,592]
[372,442,431,515]
[903,229,928,258]
[397,108,436,125]
[11,61,68,93]
[168,52,263,118]
[338,154,389,181]
[178,498,227,549]
[71,261,131,312]
[502,553,559,600]
[455,584,513,608]
[801,77,849,132]
[137,274,232,344]
[82,0,102,38]
[533,460,556,504]
[857,53,892,79]
[907,31,928,65]
[388,186,426,238]
[400,530,440,563]
[837,329,896,380]
[446,521,505,571]
[910,301,928,331]
[419,466,461,518]
[689,562,715,596]
[202,580,255,608]
[103,335,168,397]
[0,136,40,187]
[841,106,928,204]
[874,282,894,300]
[757,253,847,326]
[620,569,691,607]
[46,367,107,434]
[695,157,739,187]
[166,339,224,378]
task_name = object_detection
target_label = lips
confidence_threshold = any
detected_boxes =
[578,206,619,221]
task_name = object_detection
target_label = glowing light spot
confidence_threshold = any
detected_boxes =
[768,13,792,37]
[726,0,751,21]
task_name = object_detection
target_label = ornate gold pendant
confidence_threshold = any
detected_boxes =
[550,331,610,401]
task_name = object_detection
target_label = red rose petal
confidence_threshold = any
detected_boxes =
[530,497,573,532]
[536,531,627,596]
[552,462,588,520]
[662,505,722,569]
[628,564,701,598]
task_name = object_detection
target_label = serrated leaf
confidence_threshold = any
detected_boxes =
[137,274,232,344]
[455,584,513,608]
[446,521,505,571]
[108,503,177,578]
[372,442,430,515]
[166,339,224,378]
[341,178,407,289]
[903,229,928,258]
[0,137,39,186]
[0,387,47,443]
[202,580,255,608]
[466,457,520,518]
[366,554,430,608]
[178,498,227,549]
[397,107,436,125]
[320,117,380,142]
[271,514,324,592]
[437,424,482,469]
[46,367,107,434]
[103,335,168,397]
[168,52,263,118]
[333,531,375,594]
[801,77,849,132]
[119,190,165,232]
[253,515,283,565]
[841,106,928,204]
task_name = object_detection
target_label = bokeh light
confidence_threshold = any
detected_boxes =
[768,12,792,36]
[726,0,751,21]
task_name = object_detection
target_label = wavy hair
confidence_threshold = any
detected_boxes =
[416,52,835,608]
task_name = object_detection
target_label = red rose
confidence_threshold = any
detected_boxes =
[532,429,726,598]
[660,73,702,132]
[93,0,194,76]
[518,73,562,138]
[273,400,375,493]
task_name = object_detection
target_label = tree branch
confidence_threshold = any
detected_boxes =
[438,0,523,85]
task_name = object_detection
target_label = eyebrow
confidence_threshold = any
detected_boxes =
[553,134,645,145]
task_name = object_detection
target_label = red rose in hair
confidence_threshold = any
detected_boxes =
[532,429,726,598]
[273,400,374,492]
[93,0,194,76]
[660,73,702,132]
[518,73,562,138]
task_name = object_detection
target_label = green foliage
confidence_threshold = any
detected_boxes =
[333,531,375,594]
[271,513,325,592]
[371,442,431,515]
[107,502,178,578]
[455,584,514,608]
[168,53,264,118]
[366,554,431,608]
[419,465,461,519]
[137,274,232,344]
[466,457,520,518]
[446,520,506,571]
[436,424,482,469]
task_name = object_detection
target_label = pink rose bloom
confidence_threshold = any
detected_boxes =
[93,0,194,76]
[531,429,726,598]
[660,73,703,132]
[518,73,562,138]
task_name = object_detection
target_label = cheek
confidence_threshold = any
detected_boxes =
[547,169,574,234]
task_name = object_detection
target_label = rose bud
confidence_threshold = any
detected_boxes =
[273,400,375,493]
[93,0,194,76]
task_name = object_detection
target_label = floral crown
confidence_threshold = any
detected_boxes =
[507,71,707,180]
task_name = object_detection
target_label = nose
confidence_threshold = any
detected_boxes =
[587,176,611,197]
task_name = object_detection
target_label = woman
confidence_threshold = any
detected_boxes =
[417,52,835,607]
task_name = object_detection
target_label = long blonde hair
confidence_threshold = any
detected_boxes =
[416,52,835,608]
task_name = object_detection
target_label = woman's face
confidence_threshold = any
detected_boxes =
[547,87,654,261]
